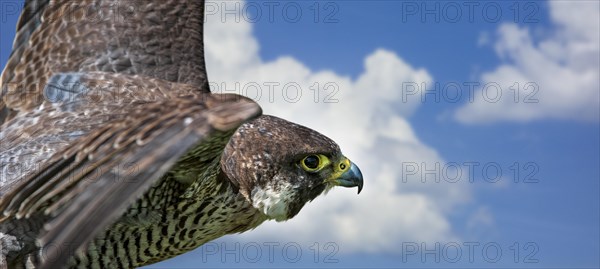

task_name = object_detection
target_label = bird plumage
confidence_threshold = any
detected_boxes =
[0,0,363,268]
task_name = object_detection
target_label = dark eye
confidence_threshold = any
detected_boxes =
[303,155,320,169]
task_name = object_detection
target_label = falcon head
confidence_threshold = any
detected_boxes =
[221,115,363,221]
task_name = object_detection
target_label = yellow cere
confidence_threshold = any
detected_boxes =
[327,157,351,182]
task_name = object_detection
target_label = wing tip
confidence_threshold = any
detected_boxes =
[206,94,262,131]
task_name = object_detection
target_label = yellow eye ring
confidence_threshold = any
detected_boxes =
[300,154,329,172]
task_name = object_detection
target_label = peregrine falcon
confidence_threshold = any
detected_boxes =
[0,0,363,268]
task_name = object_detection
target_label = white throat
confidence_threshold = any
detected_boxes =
[251,182,295,222]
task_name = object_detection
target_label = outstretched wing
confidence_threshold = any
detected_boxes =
[1,0,210,123]
[0,1,231,266]
[0,72,261,268]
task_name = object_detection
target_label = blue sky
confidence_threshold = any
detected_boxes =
[1,1,598,268]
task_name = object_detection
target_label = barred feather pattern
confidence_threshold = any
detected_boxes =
[68,159,267,268]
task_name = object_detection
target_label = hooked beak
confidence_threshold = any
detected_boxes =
[333,161,364,194]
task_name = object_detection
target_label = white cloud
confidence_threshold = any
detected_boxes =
[204,1,472,253]
[455,1,599,124]
[465,206,496,241]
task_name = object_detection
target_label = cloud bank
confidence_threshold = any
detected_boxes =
[455,1,600,123]
[204,1,471,253]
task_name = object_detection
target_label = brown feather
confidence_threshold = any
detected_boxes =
[1,0,210,124]
[0,71,261,267]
